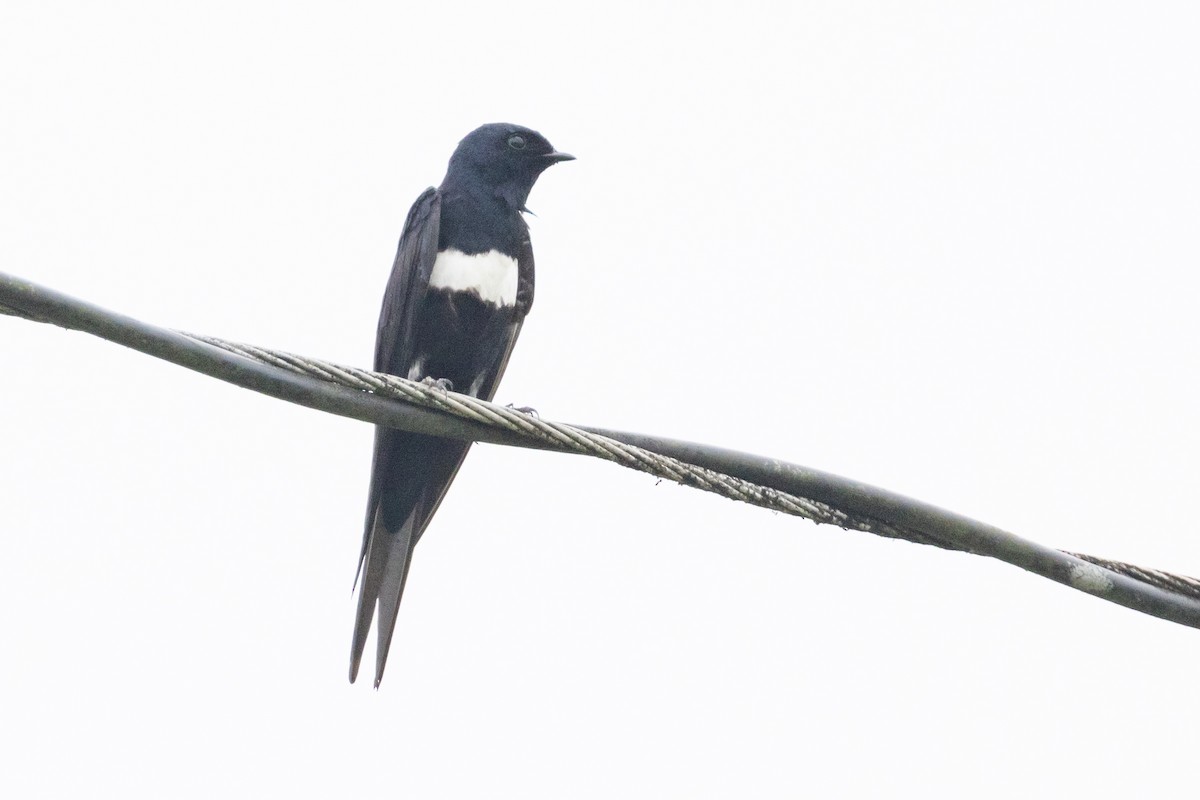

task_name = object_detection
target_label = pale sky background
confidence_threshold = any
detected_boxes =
[3,2,1200,797]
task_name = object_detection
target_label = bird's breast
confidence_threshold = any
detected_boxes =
[428,248,518,307]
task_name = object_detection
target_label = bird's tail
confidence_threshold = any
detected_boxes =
[349,506,418,688]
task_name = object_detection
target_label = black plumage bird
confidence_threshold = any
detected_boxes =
[351,123,573,687]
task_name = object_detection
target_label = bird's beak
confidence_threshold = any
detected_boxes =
[542,151,575,163]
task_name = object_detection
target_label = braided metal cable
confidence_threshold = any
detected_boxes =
[185,333,900,536]
[1066,552,1200,600]
[182,334,1200,602]
[4,269,1200,627]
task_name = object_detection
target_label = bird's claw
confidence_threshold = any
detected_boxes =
[506,403,540,418]
[421,376,454,393]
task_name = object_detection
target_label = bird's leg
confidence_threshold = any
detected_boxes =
[421,376,454,393]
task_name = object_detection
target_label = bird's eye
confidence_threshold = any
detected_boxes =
[507,134,527,150]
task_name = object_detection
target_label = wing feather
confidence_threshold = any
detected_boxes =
[350,188,440,683]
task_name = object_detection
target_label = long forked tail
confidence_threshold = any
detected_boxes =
[349,507,418,687]
[350,426,474,688]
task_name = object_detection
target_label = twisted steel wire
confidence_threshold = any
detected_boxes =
[3,269,1200,628]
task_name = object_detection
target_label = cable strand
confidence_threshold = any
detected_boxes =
[4,269,1199,628]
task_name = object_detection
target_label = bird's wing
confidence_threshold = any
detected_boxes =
[374,187,441,376]
[350,187,440,685]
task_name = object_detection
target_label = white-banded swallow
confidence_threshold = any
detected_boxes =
[351,123,573,687]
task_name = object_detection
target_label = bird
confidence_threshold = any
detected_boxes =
[351,123,573,687]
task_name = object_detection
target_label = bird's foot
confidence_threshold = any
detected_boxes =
[506,403,540,418]
[421,376,454,394]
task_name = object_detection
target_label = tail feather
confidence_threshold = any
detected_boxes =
[350,429,473,687]
[349,508,384,684]
[372,511,417,688]
[348,505,416,685]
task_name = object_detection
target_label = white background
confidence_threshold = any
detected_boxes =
[3,2,1199,797]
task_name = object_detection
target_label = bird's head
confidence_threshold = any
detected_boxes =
[443,123,574,212]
